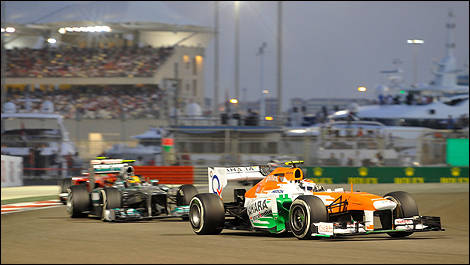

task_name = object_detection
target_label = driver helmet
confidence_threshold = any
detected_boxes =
[121,166,139,184]
[127,175,141,184]
[124,166,141,184]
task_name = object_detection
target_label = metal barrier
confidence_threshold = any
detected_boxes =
[12,164,470,186]
[57,119,470,167]
[193,166,209,185]
[3,126,467,182]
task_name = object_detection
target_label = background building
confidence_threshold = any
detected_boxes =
[2,17,214,159]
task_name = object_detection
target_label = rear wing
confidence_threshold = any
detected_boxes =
[92,163,127,174]
[90,158,135,175]
[208,166,266,198]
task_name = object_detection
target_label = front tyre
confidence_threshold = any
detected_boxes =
[100,187,122,221]
[189,193,225,235]
[381,191,419,238]
[176,184,199,206]
[176,184,199,221]
[289,195,328,240]
[66,185,90,218]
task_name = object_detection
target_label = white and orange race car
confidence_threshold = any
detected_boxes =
[188,161,444,239]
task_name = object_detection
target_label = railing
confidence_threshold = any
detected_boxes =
[168,114,288,127]
[5,164,469,186]
[2,126,468,181]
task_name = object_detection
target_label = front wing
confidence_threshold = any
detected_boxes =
[102,206,189,222]
[311,216,443,237]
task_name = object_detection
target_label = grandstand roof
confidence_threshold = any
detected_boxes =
[4,1,202,26]
[3,1,214,46]
[8,21,213,35]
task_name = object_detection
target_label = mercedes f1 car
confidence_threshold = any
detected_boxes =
[66,158,198,221]
[188,161,444,239]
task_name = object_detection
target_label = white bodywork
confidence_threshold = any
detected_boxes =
[208,166,265,197]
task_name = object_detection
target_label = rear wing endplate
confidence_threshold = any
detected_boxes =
[208,166,265,198]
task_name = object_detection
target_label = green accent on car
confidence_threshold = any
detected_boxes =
[252,194,293,234]
[171,206,189,215]
[272,194,292,233]
[252,216,277,228]
[312,234,332,237]
[94,167,122,172]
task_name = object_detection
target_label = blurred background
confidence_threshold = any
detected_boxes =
[1,1,468,186]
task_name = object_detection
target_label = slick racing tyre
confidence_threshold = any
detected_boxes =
[59,178,72,205]
[381,191,419,238]
[67,185,90,218]
[289,195,328,240]
[101,187,122,220]
[189,193,225,235]
[176,184,199,206]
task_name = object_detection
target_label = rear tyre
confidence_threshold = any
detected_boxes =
[189,193,225,235]
[59,178,72,205]
[66,185,90,218]
[289,195,328,240]
[381,191,419,238]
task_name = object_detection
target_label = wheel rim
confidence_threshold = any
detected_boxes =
[291,205,306,232]
[66,193,73,216]
[177,189,184,205]
[384,196,402,217]
[190,203,201,229]
[384,195,413,236]
[101,190,107,220]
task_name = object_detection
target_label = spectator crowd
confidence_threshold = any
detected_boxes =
[6,46,173,78]
[8,85,166,120]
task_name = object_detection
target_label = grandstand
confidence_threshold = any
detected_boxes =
[2,4,214,159]
[3,21,213,113]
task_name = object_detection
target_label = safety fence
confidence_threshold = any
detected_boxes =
[304,166,469,184]
[189,166,468,185]
[8,165,469,186]
[133,166,469,185]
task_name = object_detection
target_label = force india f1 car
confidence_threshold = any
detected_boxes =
[188,161,444,239]
[66,158,198,221]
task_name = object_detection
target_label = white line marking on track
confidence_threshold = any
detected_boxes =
[1,200,63,215]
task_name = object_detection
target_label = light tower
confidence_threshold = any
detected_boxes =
[213,1,219,117]
[276,1,283,122]
[257,42,267,120]
[234,1,240,113]
[432,9,459,89]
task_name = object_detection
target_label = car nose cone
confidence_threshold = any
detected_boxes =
[373,199,397,211]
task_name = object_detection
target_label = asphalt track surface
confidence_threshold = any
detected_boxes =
[2,183,469,264]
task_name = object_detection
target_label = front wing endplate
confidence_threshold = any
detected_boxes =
[311,216,444,237]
